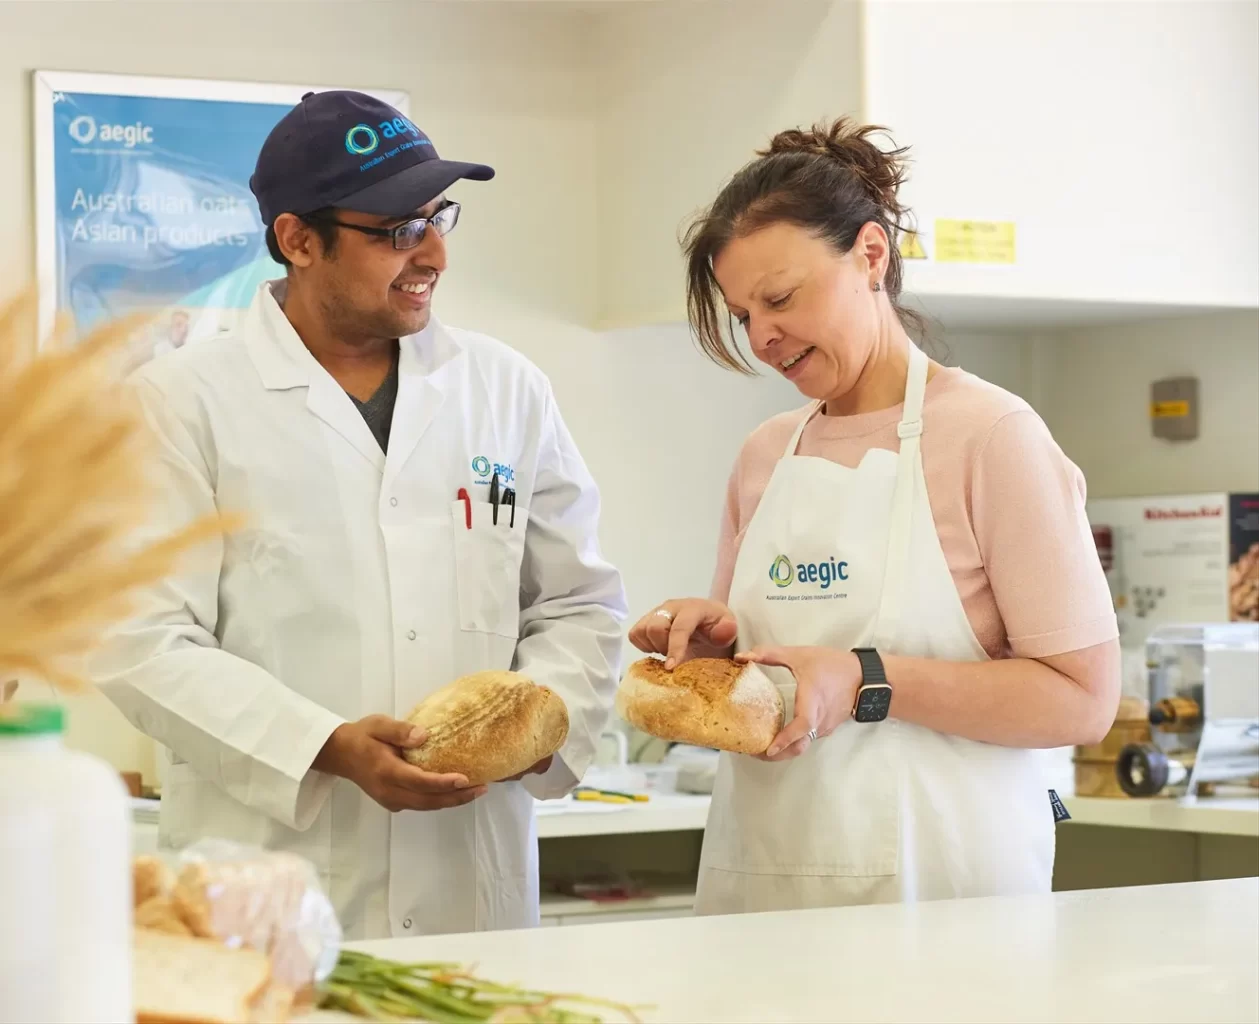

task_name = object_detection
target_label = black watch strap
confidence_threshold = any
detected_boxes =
[851,647,892,723]
[852,647,887,685]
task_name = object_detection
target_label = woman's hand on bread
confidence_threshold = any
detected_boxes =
[312,715,488,811]
[628,599,738,670]
[735,646,862,760]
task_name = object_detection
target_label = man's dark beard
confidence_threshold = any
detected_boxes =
[318,287,424,345]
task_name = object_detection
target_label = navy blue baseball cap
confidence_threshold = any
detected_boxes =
[249,90,495,227]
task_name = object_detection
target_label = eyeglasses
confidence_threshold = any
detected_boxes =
[310,201,461,250]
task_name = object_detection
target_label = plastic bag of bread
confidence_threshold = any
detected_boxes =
[129,840,341,1020]
[168,840,342,1010]
[616,656,785,755]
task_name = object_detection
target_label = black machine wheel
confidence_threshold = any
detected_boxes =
[1117,742,1170,797]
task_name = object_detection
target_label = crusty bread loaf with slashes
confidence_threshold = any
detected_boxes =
[403,670,569,785]
[616,657,784,755]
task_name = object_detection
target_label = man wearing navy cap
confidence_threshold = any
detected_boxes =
[95,91,627,939]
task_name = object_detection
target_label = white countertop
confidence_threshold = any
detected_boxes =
[1063,792,1259,837]
[531,790,1259,839]
[131,793,709,844]
[133,789,1259,843]
[308,878,1259,1023]
[535,792,711,838]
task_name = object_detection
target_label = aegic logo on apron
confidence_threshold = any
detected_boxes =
[766,553,850,600]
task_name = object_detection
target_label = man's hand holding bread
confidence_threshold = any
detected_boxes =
[313,671,569,812]
[312,714,487,812]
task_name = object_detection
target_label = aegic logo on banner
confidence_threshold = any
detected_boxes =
[766,553,849,601]
[67,115,154,149]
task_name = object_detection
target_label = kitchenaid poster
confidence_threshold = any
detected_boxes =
[33,71,406,364]
[1088,491,1259,644]
[1086,491,1259,698]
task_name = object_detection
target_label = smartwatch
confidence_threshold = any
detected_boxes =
[851,648,892,723]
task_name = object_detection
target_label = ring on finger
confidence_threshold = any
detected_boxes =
[653,608,674,622]
[806,728,818,742]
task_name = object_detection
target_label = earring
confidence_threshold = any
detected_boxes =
[872,282,883,292]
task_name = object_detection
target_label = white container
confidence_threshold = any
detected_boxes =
[0,706,58,1023]
[0,704,132,1023]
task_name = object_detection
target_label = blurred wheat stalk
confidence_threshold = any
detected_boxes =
[0,289,229,695]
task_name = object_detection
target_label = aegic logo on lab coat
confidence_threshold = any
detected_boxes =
[471,455,515,485]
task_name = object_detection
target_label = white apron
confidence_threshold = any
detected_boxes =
[695,344,1055,915]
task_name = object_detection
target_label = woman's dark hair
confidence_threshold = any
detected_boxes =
[682,117,923,373]
[265,209,340,267]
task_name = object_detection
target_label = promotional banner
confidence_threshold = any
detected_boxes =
[33,71,407,363]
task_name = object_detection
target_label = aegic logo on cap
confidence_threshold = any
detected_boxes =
[249,90,493,228]
[344,115,431,159]
[345,124,379,155]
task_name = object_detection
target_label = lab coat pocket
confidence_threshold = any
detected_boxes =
[451,500,529,639]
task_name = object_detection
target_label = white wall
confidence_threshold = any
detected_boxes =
[581,325,801,610]
[930,330,1039,404]
[1038,311,1259,497]
[594,0,864,328]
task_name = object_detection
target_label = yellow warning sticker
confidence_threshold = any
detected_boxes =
[899,231,928,260]
[935,219,1016,264]
[1151,400,1190,418]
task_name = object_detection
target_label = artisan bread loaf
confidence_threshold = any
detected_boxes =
[133,928,271,1024]
[616,657,784,755]
[403,670,569,785]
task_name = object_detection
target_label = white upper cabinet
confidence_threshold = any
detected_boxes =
[862,0,1259,326]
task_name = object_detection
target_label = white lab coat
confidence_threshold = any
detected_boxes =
[93,281,627,939]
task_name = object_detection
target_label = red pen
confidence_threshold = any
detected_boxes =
[456,488,472,530]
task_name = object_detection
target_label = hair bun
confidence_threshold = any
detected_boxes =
[760,117,909,219]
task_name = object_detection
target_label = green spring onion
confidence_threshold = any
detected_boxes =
[318,949,646,1023]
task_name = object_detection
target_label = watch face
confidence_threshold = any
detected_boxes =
[855,684,892,723]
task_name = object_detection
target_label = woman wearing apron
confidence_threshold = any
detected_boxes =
[629,119,1121,915]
